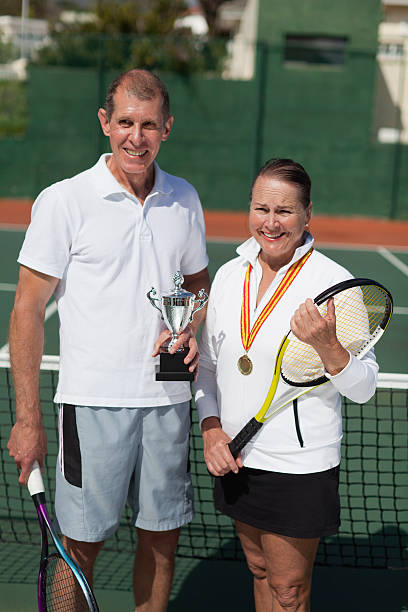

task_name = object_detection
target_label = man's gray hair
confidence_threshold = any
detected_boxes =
[104,69,170,122]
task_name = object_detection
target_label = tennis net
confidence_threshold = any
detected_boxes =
[1,354,407,575]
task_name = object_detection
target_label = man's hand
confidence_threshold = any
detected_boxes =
[201,416,243,476]
[152,267,210,380]
[152,324,199,378]
[7,420,47,485]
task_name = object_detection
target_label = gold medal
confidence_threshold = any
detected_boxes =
[238,249,313,377]
[238,354,253,375]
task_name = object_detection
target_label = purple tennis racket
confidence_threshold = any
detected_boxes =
[27,461,99,612]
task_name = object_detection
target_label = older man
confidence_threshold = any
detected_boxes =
[8,69,210,610]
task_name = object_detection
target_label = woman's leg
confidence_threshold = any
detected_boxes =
[236,520,319,611]
[235,520,272,610]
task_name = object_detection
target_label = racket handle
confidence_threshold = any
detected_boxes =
[27,460,45,496]
[228,418,264,459]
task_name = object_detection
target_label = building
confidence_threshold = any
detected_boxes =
[0,15,48,79]
[0,15,48,60]
[174,6,209,36]
[222,0,258,79]
[374,0,408,143]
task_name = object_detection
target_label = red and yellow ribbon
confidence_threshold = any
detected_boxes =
[240,249,313,352]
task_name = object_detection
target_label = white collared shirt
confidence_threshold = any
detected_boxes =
[194,236,378,473]
[18,154,209,406]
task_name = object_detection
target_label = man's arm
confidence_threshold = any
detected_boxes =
[7,265,59,485]
[152,267,211,373]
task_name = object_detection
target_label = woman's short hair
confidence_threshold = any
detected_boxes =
[251,158,311,208]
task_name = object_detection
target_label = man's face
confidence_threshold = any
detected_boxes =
[98,86,173,182]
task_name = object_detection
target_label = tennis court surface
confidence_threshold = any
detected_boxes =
[0,204,407,611]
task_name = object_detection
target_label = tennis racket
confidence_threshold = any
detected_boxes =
[228,278,393,458]
[27,460,99,612]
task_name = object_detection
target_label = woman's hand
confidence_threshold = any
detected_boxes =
[290,297,350,375]
[201,416,243,476]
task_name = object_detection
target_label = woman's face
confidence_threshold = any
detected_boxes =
[249,175,312,269]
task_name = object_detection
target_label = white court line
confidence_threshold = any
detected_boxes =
[207,238,408,253]
[207,237,395,250]
[316,242,408,253]
[44,301,58,320]
[0,224,27,232]
[394,306,408,315]
[377,246,408,277]
[0,283,17,291]
[0,300,58,354]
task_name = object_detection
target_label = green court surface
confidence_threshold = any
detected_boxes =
[2,230,406,372]
[0,553,407,611]
[0,229,407,611]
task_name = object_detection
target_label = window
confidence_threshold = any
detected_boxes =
[284,34,348,66]
[378,42,404,58]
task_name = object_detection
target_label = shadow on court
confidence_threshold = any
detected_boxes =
[0,546,406,611]
[169,557,408,612]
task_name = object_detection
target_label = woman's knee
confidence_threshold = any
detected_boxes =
[235,521,268,580]
[244,551,268,581]
[269,579,310,609]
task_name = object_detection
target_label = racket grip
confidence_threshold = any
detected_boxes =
[27,460,45,496]
[228,418,264,459]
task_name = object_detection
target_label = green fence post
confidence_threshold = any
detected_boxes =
[389,49,406,219]
[97,34,106,158]
[253,40,268,180]
[390,141,401,220]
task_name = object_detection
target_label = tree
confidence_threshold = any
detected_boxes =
[0,81,27,137]
[198,0,234,36]
[35,0,227,74]
[82,0,187,36]
[0,33,17,62]
[0,0,47,18]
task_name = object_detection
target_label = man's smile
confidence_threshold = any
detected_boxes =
[124,148,148,157]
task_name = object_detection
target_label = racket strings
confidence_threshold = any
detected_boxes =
[281,284,389,384]
[42,554,89,611]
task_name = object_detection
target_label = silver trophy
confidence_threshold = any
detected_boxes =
[147,271,208,381]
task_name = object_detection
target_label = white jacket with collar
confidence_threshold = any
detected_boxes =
[195,235,378,474]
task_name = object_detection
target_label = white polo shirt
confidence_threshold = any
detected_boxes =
[195,235,378,473]
[18,154,209,407]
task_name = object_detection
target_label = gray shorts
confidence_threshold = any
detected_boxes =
[54,401,194,542]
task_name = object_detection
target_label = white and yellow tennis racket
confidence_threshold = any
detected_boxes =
[228,278,393,458]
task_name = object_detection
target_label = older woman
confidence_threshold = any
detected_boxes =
[195,158,378,611]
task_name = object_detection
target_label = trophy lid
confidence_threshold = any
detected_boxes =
[164,271,194,299]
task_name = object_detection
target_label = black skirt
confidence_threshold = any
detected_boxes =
[214,465,340,539]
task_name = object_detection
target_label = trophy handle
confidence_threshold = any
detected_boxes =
[189,289,208,322]
[147,287,163,319]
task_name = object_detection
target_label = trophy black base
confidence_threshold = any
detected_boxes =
[156,348,194,382]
